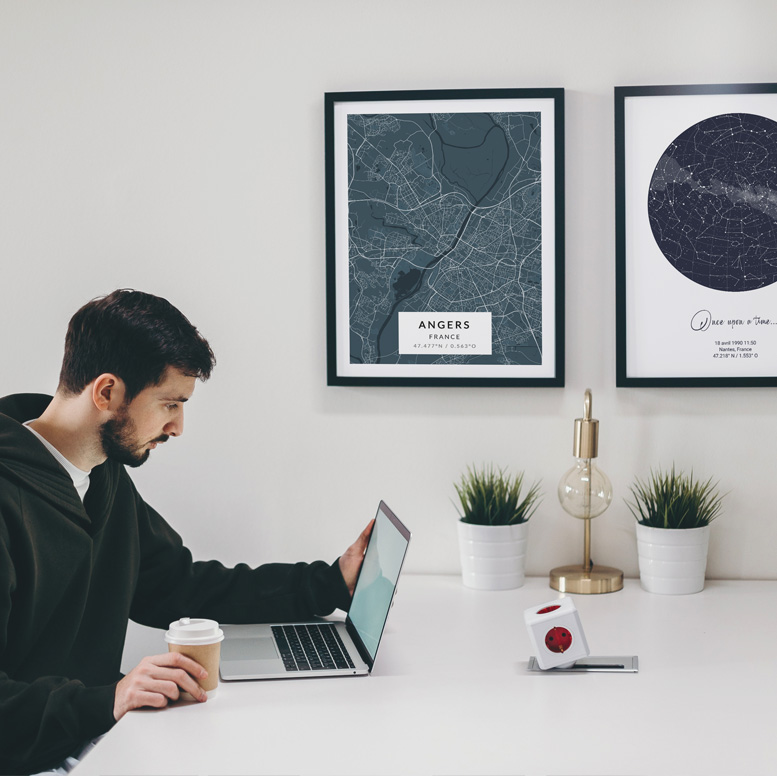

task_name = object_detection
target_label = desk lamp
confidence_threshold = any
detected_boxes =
[550,389,623,594]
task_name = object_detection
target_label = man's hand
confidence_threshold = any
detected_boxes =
[338,519,374,596]
[114,652,208,721]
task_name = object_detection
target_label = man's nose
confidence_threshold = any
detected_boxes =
[164,411,184,437]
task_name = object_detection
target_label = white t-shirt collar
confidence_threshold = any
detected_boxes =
[23,421,91,502]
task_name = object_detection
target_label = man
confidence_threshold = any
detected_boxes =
[0,290,372,775]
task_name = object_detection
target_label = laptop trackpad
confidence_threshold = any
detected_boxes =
[224,637,278,661]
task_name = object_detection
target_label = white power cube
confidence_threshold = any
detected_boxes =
[524,598,589,669]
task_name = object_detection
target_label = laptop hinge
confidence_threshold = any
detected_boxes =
[345,616,374,671]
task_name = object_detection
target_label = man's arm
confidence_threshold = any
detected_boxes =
[0,670,117,774]
[127,480,373,628]
[0,528,117,774]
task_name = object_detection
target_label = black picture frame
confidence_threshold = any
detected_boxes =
[325,88,565,387]
[615,82,777,387]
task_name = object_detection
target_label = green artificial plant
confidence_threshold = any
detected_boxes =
[626,465,724,529]
[455,464,542,526]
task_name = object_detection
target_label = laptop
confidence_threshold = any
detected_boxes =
[219,501,410,680]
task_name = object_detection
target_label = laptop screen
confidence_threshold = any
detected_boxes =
[347,501,410,663]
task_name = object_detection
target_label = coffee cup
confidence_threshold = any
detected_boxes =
[164,617,224,700]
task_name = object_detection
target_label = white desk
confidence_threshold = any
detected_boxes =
[74,575,776,776]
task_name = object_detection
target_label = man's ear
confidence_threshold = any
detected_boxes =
[91,374,127,412]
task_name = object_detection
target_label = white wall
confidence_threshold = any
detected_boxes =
[2,0,776,582]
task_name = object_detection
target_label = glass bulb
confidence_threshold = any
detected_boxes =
[558,458,612,520]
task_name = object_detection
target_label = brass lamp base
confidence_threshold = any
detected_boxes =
[549,564,623,594]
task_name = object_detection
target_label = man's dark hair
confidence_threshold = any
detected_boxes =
[58,289,216,401]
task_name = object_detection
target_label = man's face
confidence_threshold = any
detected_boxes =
[100,368,196,467]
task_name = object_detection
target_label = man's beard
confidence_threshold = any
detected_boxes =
[100,405,168,468]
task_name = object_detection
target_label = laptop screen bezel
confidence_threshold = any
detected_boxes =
[344,501,411,671]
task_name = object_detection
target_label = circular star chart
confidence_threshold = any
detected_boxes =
[648,112,777,292]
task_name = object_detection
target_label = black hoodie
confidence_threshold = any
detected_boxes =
[0,394,351,775]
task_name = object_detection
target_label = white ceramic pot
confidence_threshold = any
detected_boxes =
[457,521,529,590]
[636,523,710,595]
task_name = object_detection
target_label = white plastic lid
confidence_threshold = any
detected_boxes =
[164,617,224,645]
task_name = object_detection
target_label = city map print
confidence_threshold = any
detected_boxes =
[347,111,542,366]
[648,112,777,292]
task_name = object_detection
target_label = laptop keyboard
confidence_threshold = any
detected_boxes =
[271,623,356,672]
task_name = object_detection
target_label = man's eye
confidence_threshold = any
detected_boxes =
[166,403,178,411]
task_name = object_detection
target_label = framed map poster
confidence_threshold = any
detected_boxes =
[615,83,777,387]
[325,89,564,386]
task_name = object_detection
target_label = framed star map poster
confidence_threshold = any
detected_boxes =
[616,82,777,387]
[325,89,564,387]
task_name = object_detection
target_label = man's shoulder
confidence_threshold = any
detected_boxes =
[0,394,88,520]
[0,394,59,466]
[0,394,53,425]
[0,394,58,481]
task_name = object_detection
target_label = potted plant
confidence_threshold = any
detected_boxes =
[626,465,725,594]
[455,464,542,590]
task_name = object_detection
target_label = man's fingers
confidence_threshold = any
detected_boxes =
[134,691,170,709]
[144,678,192,702]
[339,519,376,596]
[155,651,208,679]
[147,667,204,700]
[355,519,374,552]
